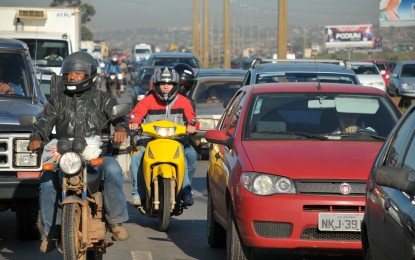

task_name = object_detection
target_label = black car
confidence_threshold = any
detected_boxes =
[145,52,201,72]
[360,104,415,260]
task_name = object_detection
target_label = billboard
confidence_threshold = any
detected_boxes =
[380,0,415,27]
[325,25,373,49]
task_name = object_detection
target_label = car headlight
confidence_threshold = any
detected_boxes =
[14,139,38,167]
[154,126,176,137]
[402,82,415,90]
[198,118,216,130]
[241,172,296,195]
[59,152,82,175]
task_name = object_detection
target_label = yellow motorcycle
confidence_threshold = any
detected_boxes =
[132,120,188,232]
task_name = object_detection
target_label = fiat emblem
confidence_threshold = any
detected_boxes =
[340,183,351,195]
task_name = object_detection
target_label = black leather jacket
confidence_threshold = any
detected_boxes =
[30,88,129,154]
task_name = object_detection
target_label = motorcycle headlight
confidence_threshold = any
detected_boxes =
[59,152,82,175]
[154,126,176,137]
[117,74,123,80]
[241,172,296,195]
[110,75,116,80]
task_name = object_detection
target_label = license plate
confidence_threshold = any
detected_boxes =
[318,213,364,232]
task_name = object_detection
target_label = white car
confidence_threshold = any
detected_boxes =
[351,61,386,92]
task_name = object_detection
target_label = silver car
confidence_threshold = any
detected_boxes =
[388,60,415,98]
[243,58,360,86]
[189,69,245,159]
[350,61,386,92]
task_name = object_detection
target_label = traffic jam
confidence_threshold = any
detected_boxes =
[1,1,415,260]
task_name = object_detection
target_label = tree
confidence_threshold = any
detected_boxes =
[50,0,96,40]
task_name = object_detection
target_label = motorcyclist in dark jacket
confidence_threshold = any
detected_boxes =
[28,51,129,253]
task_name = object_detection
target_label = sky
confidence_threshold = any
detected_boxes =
[0,0,380,32]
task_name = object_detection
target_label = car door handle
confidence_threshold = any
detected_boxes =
[384,197,391,210]
[215,153,221,160]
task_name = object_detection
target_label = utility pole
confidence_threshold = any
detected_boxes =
[224,0,230,68]
[203,0,209,68]
[277,0,287,59]
[193,0,199,57]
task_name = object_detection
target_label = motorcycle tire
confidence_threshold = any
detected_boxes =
[62,203,83,260]
[158,178,172,232]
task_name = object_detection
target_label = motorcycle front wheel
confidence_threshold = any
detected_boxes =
[62,203,84,260]
[158,178,172,232]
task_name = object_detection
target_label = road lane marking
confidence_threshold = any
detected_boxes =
[132,251,153,260]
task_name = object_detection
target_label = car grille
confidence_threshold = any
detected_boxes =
[300,228,360,241]
[296,180,366,196]
[253,221,292,238]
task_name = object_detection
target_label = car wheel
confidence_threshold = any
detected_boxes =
[207,191,226,248]
[201,149,209,160]
[226,207,251,260]
[361,222,371,260]
[16,199,41,240]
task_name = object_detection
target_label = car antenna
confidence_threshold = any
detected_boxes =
[315,56,321,90]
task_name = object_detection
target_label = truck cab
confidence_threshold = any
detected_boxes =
[0,38,50,240]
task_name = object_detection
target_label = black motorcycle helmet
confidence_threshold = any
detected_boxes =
[172,63,195,94]
[152,67,180,101]
[111,55,118,65]
[61,51,97,93]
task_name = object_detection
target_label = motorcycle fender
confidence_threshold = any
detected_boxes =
[61,195,84,206]
[152,164,176,179]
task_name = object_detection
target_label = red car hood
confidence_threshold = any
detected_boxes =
[242,140,382,180]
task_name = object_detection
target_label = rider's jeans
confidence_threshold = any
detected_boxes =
[130,144,196,199]
[39,156,129,238]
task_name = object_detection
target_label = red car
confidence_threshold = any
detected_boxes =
[205,83,401,259]
[361,59,392,87]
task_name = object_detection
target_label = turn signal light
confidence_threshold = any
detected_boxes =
[42,163,56,171]
[90,158,104,166]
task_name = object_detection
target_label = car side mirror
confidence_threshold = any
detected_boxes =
[380,70,386,75]
[19,114,37,127]
[391,73,397,78]
[373,166,415,196]
[205,129,233,149]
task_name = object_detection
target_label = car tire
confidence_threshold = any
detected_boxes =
[226,207,252,260]
[361,221,372,260]
[207,191,226,248]
[16,199,41,240]
[201,149,209,160]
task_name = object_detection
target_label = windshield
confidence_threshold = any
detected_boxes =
[0,51,31,97]
[256,72,359,84]
[351,64,379,75]
[150,57,200,68]
[195,81,242,103]
[18,39,69,68]
[245,92,399,141]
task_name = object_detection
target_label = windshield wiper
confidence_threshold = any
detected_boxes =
[254,131,329,140]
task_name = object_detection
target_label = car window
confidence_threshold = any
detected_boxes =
[219,91,246,135]
[0,51,29,97]
[256,72,358,84]
[245,93,398,140]
[401,64,415,77]
[385,110,415,167]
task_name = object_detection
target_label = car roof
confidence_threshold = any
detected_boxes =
[243,82,386,95]
[0,38,28,49]
[196,75,245,83]
[251,62,356,74]
[148,52,198,58]
[196,68,246,77]
[351,61,377,66]
[397,60,415,64]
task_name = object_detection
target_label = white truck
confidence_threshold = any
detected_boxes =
[0,6,81,75]
[133,43,153,61]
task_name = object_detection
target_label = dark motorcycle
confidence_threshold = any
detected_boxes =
[22,104,130,260]
[105,72,122,98]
